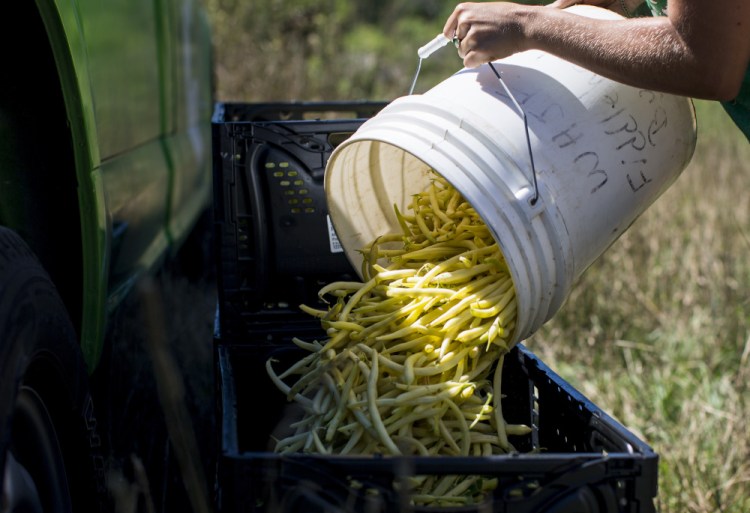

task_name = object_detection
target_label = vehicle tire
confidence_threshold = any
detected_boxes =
[0,227,106,513]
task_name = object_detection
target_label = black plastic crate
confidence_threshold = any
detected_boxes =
[214,335,658,513]
[211,101,658,513]
[211,101,387,343]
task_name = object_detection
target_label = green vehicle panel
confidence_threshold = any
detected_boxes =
[0,1,213,507]
[1,0,213,370]
[0,0,213,506]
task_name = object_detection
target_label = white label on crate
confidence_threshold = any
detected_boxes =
[327,215,344,253]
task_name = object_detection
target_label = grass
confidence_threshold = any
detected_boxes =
[527,100,750,512]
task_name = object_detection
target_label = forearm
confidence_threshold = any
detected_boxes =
[446,2,749,101]
[522,10,710,98]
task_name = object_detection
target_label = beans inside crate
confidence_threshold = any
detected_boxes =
[211,101,658,513]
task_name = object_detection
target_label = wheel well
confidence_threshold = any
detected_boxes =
[0,1,83,337]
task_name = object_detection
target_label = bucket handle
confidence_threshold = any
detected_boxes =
[488,62,540,207]
[408,54,540,206]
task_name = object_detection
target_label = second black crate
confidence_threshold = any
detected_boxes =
[211,101,387,342]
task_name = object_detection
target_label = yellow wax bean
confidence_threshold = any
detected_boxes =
[385,286,456,298]
[431,263,495,285]
[431,474,462,499]
[298,304,328,318]
[413,347,472,377]
[444,475,480,498]
[317,281,366,299]
[319,329,351,352]
[265,359,315,410]
[414,247,497,287]
[274,432,308,454]
[442,399,471,455]
[325,363,359,442]
[382,335,441,355]
[429,184,453,226]
[375,323,439,342]
[375,269,419,283]
[469,433,505,445]
[312,430,329,454]
[291,337,322,352]
[339,425,365,455]
[384,406,443,435]
[276,351,318,380]
[492,354,511,452]
[396,246,464,262]
[456,325,491,344]
[506,424,533,436]
[325,320,365,332]
[470,286,516,318]
[414,209,437,242]
[392,203,412,237]
[337,278,380,322]
[392,436,431,456]
[437,418,461,454]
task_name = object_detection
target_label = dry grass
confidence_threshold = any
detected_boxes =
[528,101,750,512]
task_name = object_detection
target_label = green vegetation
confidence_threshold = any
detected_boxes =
[203,0,460,101]
[203,2,750,510]
[530,101,750,513]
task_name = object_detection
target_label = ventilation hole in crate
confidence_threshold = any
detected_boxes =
[329,132,355,148]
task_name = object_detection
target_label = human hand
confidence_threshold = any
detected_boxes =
[443,2,531,68]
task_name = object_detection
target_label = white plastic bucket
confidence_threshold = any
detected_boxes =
[324,6,697,344]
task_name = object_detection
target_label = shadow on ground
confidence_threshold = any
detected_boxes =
[91,240,218,513]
